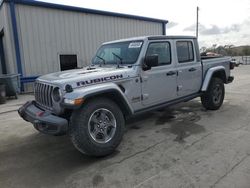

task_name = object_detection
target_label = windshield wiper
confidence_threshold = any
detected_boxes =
[96,55,106,67]
[112,52,123,68]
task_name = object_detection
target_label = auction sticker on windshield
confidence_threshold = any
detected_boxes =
[129,42,143,48]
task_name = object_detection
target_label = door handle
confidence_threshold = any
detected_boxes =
[188,67,196,72]
[166,71,176,76]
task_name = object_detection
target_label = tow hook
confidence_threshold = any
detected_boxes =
[34,120,48,131]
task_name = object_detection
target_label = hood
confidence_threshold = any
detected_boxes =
[37,66,131,89]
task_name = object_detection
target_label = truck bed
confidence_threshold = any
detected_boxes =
[202,56,231,80]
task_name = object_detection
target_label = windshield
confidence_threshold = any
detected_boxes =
[92,41,143,65]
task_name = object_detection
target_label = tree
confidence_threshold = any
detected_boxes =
[212,44,217,52]
[200,46,207,53]
[242,46,250,56]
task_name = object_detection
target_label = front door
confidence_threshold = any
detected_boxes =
[175,40,202,97]
[0,30,7,74]
[141,41,177,106]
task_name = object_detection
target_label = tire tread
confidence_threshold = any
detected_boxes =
[69,97,125,156]
[201,77,225,110]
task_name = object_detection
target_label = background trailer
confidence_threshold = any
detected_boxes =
[0,0,168,91]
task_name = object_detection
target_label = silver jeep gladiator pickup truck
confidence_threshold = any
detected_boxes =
[18,35,234,156]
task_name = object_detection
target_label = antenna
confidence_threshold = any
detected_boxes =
[196,6,199,38]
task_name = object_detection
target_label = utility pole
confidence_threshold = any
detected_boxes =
[196,6,199,38]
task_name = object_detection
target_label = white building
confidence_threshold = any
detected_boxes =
[0,0,167,89]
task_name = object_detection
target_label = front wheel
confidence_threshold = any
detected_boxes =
[201,77,225,110]
[69,97,125,157]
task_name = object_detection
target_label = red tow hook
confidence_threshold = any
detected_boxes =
[36,111,45,117]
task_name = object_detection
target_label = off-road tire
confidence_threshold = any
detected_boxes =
[201,77,225,110]
[69,97,125,157]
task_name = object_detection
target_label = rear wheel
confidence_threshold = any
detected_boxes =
[69,97,125,156]
[201,77,225,110]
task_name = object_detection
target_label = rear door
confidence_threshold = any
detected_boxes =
[175,40,202,96]
[141,41,177,106]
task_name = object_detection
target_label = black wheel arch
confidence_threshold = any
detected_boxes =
[84,89,133,117]
[211,70,227,83]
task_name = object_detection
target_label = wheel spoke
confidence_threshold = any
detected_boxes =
[214,88,218,95]
[106,123,115,129]
[92,128,99,138]
[91,115,99,124]
[100,110,108,121]
[213,85,222,103]
[212,86,222,103]
[218,90,222,96]
[103,129,109,141]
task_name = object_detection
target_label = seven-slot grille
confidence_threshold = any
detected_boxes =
[34,82,53,109]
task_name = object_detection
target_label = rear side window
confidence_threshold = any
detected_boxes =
[176,41,194,63]
[146,42,171,66]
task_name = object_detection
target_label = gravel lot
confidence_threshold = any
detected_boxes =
[0,66,250,188]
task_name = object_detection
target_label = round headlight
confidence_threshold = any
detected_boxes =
[52,87,61,102]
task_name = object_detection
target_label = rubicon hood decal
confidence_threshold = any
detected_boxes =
[76,74,123,86]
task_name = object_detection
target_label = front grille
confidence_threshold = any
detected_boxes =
[34,82,53,109]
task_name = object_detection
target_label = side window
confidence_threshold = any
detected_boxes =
[146,42,171,66]
[176,41,194,63]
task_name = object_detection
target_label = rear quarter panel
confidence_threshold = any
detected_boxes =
[202,57,231,79]
[201,56,231,91]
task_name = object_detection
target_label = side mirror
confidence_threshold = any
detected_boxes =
[143,54,158,71]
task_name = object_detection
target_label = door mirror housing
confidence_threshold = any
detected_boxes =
[143,54,158,71]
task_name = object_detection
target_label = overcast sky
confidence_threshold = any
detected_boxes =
[39,0,250,47]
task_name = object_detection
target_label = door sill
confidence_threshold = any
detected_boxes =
[134,93,201,115]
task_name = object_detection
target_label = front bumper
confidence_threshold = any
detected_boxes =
[18,101,68,135]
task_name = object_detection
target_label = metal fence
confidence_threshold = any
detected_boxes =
[232,56,250,65]
[242,56,250,65]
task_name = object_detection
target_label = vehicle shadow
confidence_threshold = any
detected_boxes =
[155,100,206,142]
[126,100,206,142]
